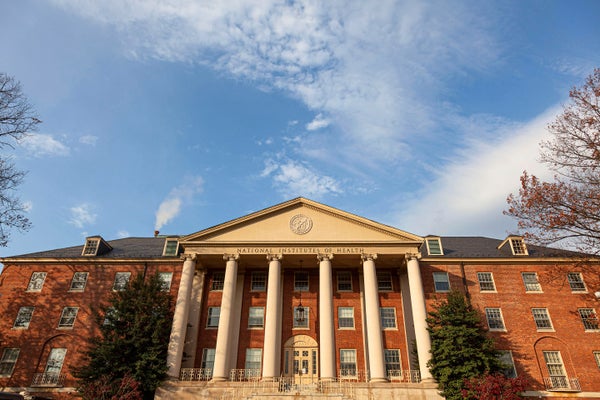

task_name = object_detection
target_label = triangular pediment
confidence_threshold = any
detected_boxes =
[180,198,422,245]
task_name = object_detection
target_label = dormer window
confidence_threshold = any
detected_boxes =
[498,236,528,256]
[163,238,179,256]
[425,237,443,256]
[81,236,112,256]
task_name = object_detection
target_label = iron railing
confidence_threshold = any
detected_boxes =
[543,376,581,391]
[31,373,65,387]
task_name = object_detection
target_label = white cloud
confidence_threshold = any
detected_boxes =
[306,114,330,131]
[396,107,560,238]
[19,133,69,157]
[262,158,342,199]
[154,176,204,230]
[69,203,97,228]
[117,230,130,238]
[22,201,33,212]
[79,135,98,146]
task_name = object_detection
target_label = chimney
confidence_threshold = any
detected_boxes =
[154,230,159,237]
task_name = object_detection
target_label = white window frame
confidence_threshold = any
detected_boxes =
[340,349,357,377]
[162,238,179,256]
[594,351,600,369]
[58,307,79,328]
[44,348,67,376]
[543,351,568,389]
[485,307,505,331]
[207,307,220,328]
[567,272,586,292]
[426,237,443,255]
[477,272,496,292]
[69,272,89,291]
[248,307,265,329]
[27,272,47,292]
[578,308,600,331]
[158,272,173,291]
[509,238,528,255]
[377,271,393,292]
[201,348,215,371]
[82,238,100,256]
[433,272,450,292]
[337,271,353,292]
[338,307,355,329]
[245,348,262,374]
[293,306,309,329]
[384,349,401,378]
[13,306,34,329]
[211,272,225,291]
[380,307,397,329]
[112,272,131,291]
[522,272,541,292]
[0,348,20,377]
[532,308,553,330]
[251,272,267,292]
[294,271,309,292]
[498,351,517,378]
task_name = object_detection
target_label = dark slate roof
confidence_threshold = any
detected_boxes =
[421,236,586,258]
[5,237,169,259]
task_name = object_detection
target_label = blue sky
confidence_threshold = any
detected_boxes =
[0,0,599,257]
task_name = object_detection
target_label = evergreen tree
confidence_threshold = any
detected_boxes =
[75,272,174,400]
[426,290,503,400]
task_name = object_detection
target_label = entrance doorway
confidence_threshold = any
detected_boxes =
[283,335,319,384]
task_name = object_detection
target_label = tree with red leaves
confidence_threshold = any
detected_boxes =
[506,69,600,253]
[462,373,528,400]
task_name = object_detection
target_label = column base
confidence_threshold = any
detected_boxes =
[420,377,436,383]
[369,377,389,383]
[210,376,228,382]
[261,377,277,382]
[319,377,335,382]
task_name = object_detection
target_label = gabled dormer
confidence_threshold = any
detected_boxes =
[82,236,112,256]
[498,235,528,256]
[162,237,180,256]
[424,236,444,256]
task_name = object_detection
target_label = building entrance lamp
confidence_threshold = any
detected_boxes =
[295,260,306,325]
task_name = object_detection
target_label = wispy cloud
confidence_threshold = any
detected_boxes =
[79,135,98,146]
[116,230,130,238]
[69,203,97,228]
[19,133,69,157]
[155,176,204,231]
[306,114,330,131]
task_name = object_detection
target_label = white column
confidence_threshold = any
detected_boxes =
[406,254,433,382]
[362,254,387,382]
[318,254,336,380]
[166,254,196,378]
[212,254,239,381]
[181,268,206,369]
[262,254,283,380]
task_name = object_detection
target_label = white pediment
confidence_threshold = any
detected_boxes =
[181,198,422,245]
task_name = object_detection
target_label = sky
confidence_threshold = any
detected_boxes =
[0,0,599,257]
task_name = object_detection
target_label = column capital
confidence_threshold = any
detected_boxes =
[317,253,334,262]
[405,252,422,261]
[361,253,378,262]
[223,254,239,262]
[266,254,283,262]
[181,253,197,262]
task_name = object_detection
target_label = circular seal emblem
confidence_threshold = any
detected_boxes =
[290,214,313,235]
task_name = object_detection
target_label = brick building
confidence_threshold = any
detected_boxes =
[0,198,599,399]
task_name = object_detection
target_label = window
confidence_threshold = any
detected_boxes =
[103,307,117,326]
[248,307,265,328]
[13,306,34,328]
[509,238,527,255]
[44,348,67,376]
[384,349,401,377]
[485,308,505,330]
[58,307,78,328]
[113,272,131,291]
[426,237,443,255]
[251,272,267,291]
[0,348,20,377]
[338,307,355,329]
[522,272,541,292]
[293,306,309,328]
[207,307,220,327]
[245,348,262,373]
[294,271,309,291]
[579,308,599,331]
[337,272,353,291]
[82,238,100,256]
[477,272,496,291]
[201,348,215,371]
[380,307,397,329]
[498,351,517,378]
[27,272,46,292]
[532,308,553,330]
[543,351,568,389]
[158,272,173,291]
[340,349,357,376]
[162,238,179,256]
[594,351,600,369]
[433,272,450,292]
[567,272,586,292]
[211,272,225,291]
[377,271,393,291]
[70,272,88,291]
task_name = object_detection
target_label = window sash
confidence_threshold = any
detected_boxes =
[45,348,67,375]
[14,306,34,328]
[251,272,267,291]
[163,239,179,256]
[158,272,173,291]
[485,308,505,330]
[380,307,397,329]
[70,272,88,291]
[245,349,262,371]
[498,351,517,378]
[567,272,586,291]
[384,349,401,374]
[338,307,355,328]
[532,308,552,329]
[83,239,99,255]
[27,272,47,291]
[294,272,309,292]
[337,272,353,291]
[426,238,443,255]
[58,307,78,328]
[293,306,309,328]
[113,272,131,291]
[211,272,225,291]
[0,348,20,376]
[522,272,541,292]
[477,272,496,291]
[201,348,215,370]
[340,349,357,375]
[377,272,393,291]
[579,308,599,330]
[207,307,221,327]
[248,307,265,328]
[433,272,450,292]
